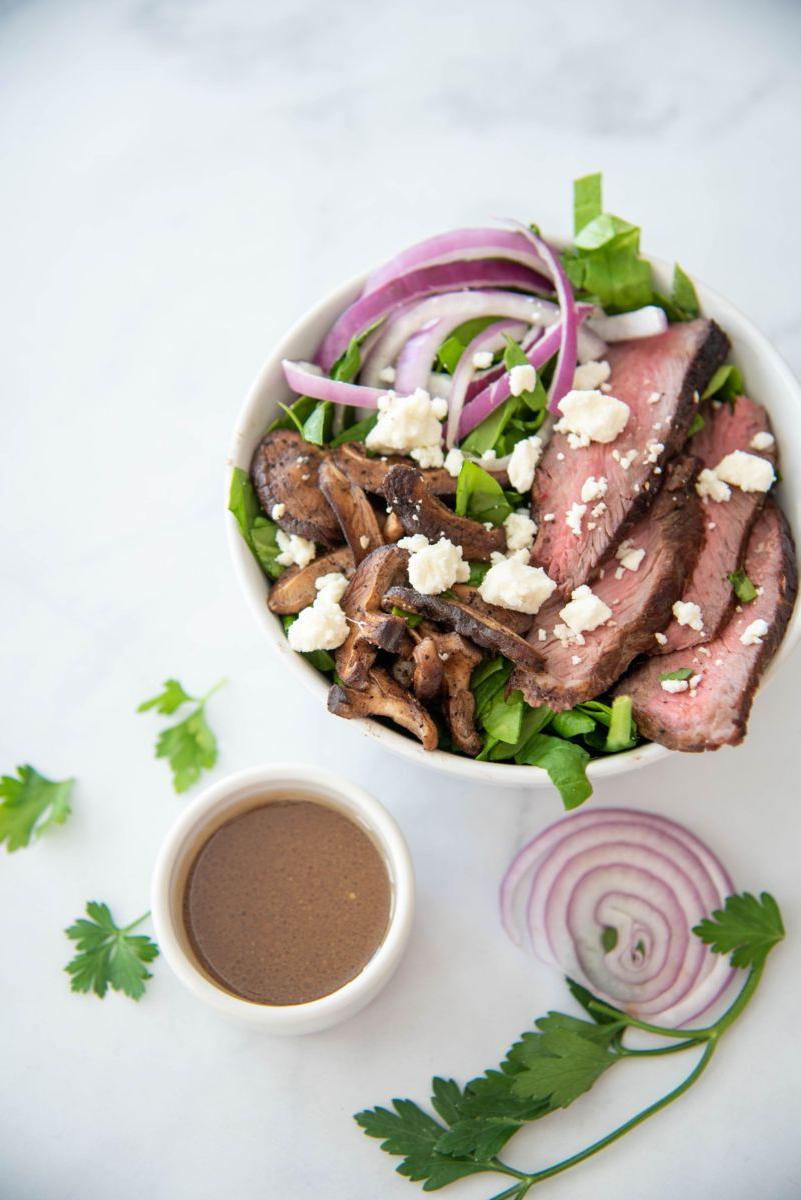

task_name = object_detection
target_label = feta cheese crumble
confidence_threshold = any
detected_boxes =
[695,468,732,504]
[740,618,769,646]
[276,530,317,569]
[503,510,537,551]
[661,678,689,694]
[287,572,350,652]
[507,435,543,493]
[573,360,611,391]
[397,534,430,553]
[565,502,587,538]
[378,365,396,385]
[443,447,465,478]
[558,584,612,635]
[714,450,775,494]
[750,431,775,452]
[478,550,557,614]
[405,536,469,595]
[555,389,630,445]
[365,388,447,461]
[270,503,286,520]
[509,363,537,396]
[672,600,704,632]
[472,349,494,370]
[410,444,445,470]
[580,475,608,503]
[654,631,668,645]
[616,539,646,572]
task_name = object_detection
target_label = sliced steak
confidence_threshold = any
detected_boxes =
[511,457,703,710]
[654,395,777,654]
[617,501,797,751]
[332,442,460,497]
[318,459,383,564]
[328,667,439,750]
[251,429,341,546]
[384,465,505,561]
[336,546,411,686]
[384,585,543,670]
[267,546,354,614]
[530,319,729,590]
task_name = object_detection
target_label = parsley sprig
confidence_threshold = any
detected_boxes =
[356,892,784,1197]
[0,765,74,852]
[138,677,226,793]
[65,902,159,1000]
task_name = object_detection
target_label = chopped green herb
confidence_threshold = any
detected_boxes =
[138,677,225,793]
[728,567,758,604]
[702,364,744,404]
[0,765,74,852]
[688,411,705,438]
[693,891,784,970]
[467,561,490,587]
[390,606,423,629]
[329,412,378,447]
[604,695,637,752]
[671,264,700,319]
[658,667,694,682]
[573,172,602,236]
[65,902,158,1001]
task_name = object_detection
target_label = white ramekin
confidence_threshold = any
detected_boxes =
[151,763,414,1033]
[227,246,801,788]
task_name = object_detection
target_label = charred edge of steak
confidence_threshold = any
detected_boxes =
[250,429,341,547]
[384,465,505,561]
[268,546,354,614]
[384,586,543,670]
[331,442,458,497]
[318,458,383,564]
[328,667,439,750]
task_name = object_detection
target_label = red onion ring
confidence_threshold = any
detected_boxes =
[588,306,668,342]
[509,225,579,413]
[281,360,384,408]
[316,260,552,373]
[500,808,736,1027]
[444,318,527,448]
[363,228,550,294]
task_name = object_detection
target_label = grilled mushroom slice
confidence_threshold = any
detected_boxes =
[336,546,412,686]
[451,584,533,636]
[332,442,458,497]
[382,509,406,543]
[250,429,340,546]
[318,459,383,564]
[412,636,444,701]
[328,667,439,750]
[384,585,543,670]
[384,465,505,561]
[267,546,355,614]
[413,624,483,756]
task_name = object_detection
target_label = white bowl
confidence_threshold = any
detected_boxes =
[227,252,801,788]
[151,763,414,1033]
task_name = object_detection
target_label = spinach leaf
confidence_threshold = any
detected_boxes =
[435,317,499,374]
[573,172,602,237]
[550,709,596,738]
[728,568,758,603]
[282,615,336,673]
[228,467,284,579]
[515,732,592,810]
[702,364,744,404]
[455,461,512,526]
[329,411,378,448]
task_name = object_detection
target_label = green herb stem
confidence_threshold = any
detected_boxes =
[122,911,151,934]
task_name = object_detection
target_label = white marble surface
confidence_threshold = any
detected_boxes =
[1,1,801,1197]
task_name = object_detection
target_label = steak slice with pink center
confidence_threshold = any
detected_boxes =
[530,319,729,591]
[511,458,703,710]
[654,394,777,654]
[616,501,797,751]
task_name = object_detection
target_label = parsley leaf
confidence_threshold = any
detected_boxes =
[509,1018,619,1108]
[354,1100,486,1191]
[138,678,225,793]
[228,467,284,580]
[0,765,74,852]
[693,891,784,970]
[65,902,159,1000]
[659,667,694,682]
[728,567,758,603]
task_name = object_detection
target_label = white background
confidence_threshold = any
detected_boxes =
[1,2,800,1197]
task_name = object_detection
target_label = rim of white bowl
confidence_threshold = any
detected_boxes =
[226,245,801,789]
[151,764,415,1030]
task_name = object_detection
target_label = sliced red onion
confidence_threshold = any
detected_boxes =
[364,228,551,294]
[576,324,608,363]
[316,260,552,373]
[445,319,527,448]
[588,305,668,342]
[509,225,579,413]
[500,808,736,1027]
[281,359,384,408]
[360,291,558,390]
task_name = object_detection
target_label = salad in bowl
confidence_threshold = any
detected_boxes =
[228,175,799,807]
